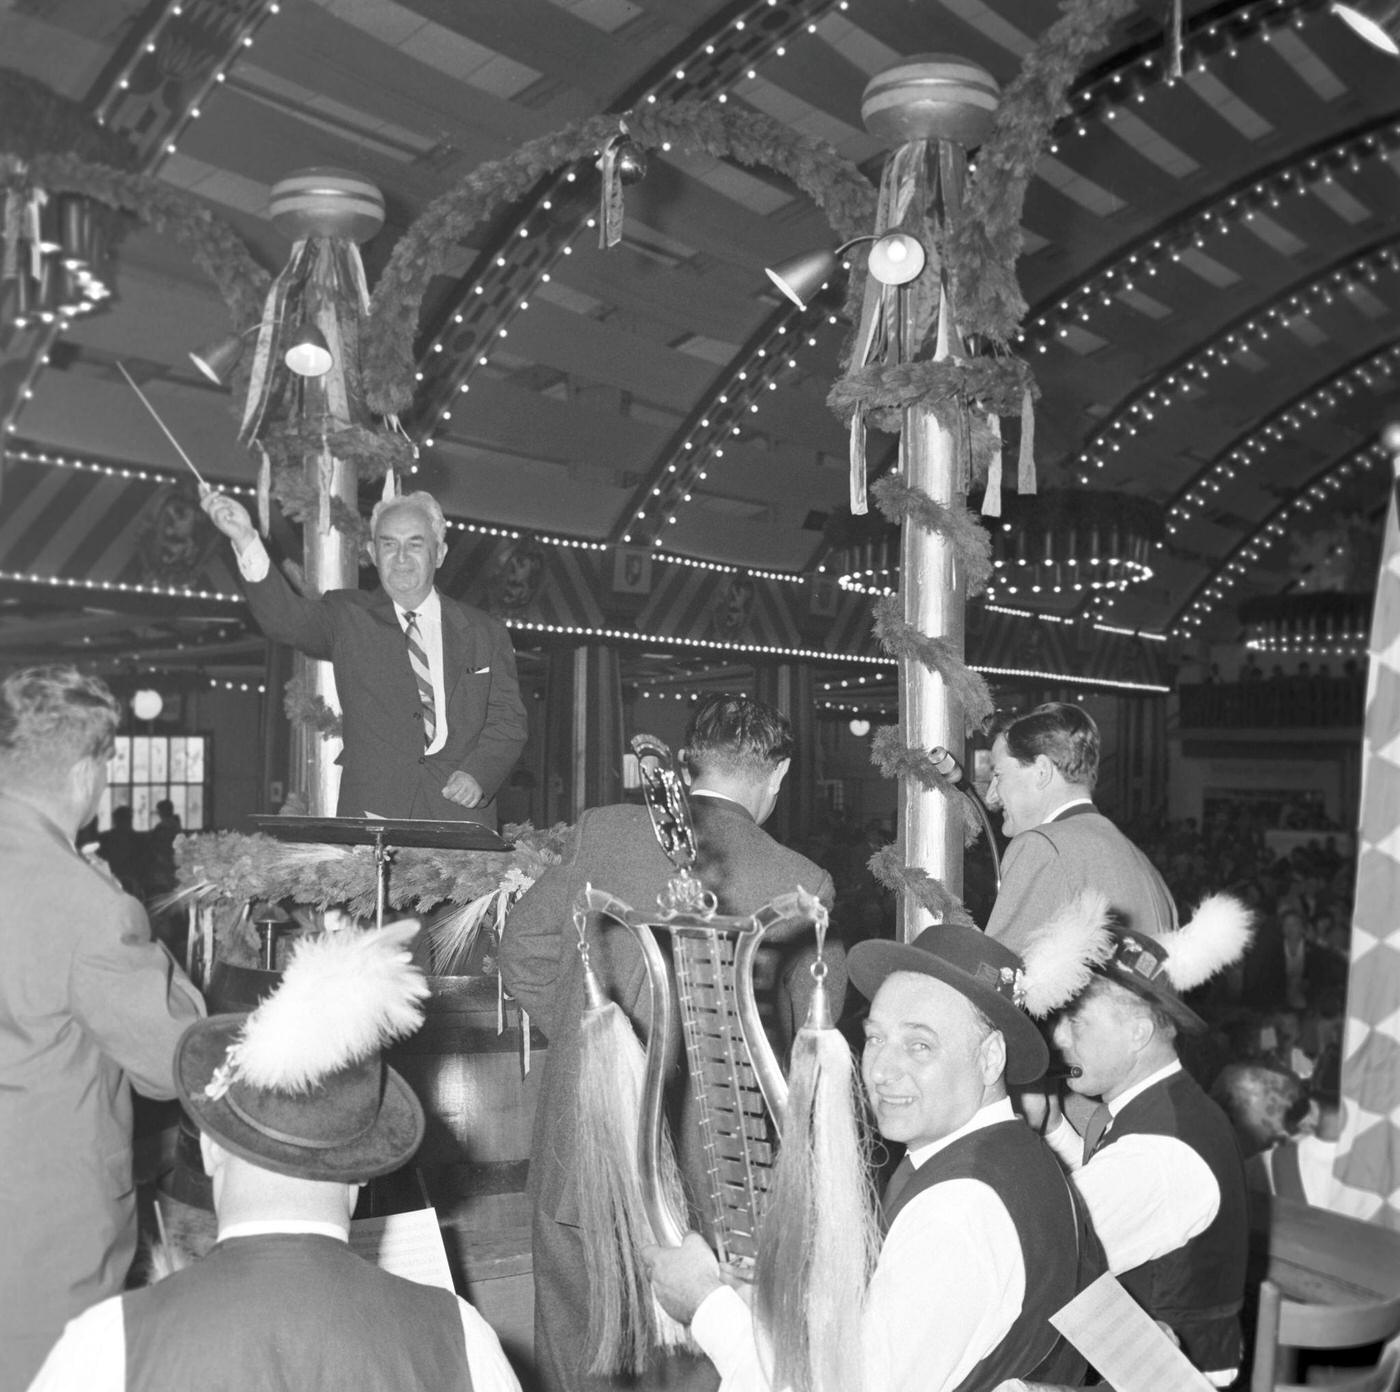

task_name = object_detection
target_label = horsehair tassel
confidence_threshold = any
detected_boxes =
[574,935,690,1375]
[755,1003,876,1392]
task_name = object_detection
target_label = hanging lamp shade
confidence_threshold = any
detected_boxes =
[1333,0,1400,53]
[189,331,248,385]
[283,321,333,377]
[765,248,840,310]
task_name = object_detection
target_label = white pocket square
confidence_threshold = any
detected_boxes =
[473,666,490,674]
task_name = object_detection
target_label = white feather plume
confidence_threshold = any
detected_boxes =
[1019,889,1114,1019]
[1158,894,1254,992]
[229,919,429,1093]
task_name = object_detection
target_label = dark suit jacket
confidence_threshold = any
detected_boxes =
[499,793,837,1228]
[245,568,527,825]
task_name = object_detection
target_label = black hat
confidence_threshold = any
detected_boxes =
[176,921,428,1183]
[849,923,1048,1084]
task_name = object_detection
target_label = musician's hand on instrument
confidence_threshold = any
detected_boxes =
[641,1233,722,1324]
[443,772,483,807]
[201,490,257,547]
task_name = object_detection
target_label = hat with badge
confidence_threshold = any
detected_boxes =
[1094,894,1254,1033]
[176,920,429,1183]
[848,892,1116,1083]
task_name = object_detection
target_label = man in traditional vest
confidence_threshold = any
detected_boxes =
[1039,903,1254,1386]
[983,701,1176,953]
[645,910,1109,1392]
[27,922,520,1392]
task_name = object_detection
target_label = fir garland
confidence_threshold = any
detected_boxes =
[951,0,1137,342]
[828,355,1036,428]
[870,725,982,847]
[176,823,572,922]
[283,675,343,740]
[362,100,876,416]
[29,152,268,329]
[258,422,414,486]
[871,475,994,599]
[867,844,976,930]
[871,595,994,728]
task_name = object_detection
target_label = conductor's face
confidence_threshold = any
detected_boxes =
[373,504,446,609]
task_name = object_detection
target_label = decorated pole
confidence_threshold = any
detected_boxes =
[858,59,1000,942]
[244,168,387,815]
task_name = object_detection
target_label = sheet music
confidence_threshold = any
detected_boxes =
[349,1208,455,1291]
[1048,1271,1214,1392]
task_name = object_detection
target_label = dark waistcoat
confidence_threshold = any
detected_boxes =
[885,1119,1101,1392]
[122,1233,473,1391]
[1097,1070,1249,1373]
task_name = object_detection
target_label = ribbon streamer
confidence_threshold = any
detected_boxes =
[598,132,626,250]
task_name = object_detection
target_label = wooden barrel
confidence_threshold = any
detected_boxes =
[385,973,546,1372]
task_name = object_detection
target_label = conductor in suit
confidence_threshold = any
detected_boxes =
[500,693,840,1392]
[203,488,527,827]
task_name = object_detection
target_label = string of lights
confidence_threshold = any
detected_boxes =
[1022,116,1400,359]
[1167,340,1400,533]
[1074,238,1400,482]
[409,0,851,459]
[1171,437,1390,636]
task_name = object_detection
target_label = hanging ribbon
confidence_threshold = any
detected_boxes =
[1166,0,1184,80]
[239,234,376,535]
[846,142,931,514]
[597,126,628,250]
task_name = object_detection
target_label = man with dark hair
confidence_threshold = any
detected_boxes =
[202,488,527,826]
[0,666,204,1391]
[1038,910,1253,1386]
[983,701,1177,952]
[500,692,837,1392]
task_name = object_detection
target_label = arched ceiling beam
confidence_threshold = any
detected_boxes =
[1168,435,1390,635]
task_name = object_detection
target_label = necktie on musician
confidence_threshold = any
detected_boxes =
[879,1153,916,1229]
[403,610,436,747]
[1081,1102,1113,1164]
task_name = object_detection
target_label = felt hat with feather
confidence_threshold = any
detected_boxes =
[848,892,1115,1084]
[176,920,429,1182]
[1094,894,1254,1034]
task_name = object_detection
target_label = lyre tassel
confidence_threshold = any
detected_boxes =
[754,964,878,1392]
[575,960,690,1375]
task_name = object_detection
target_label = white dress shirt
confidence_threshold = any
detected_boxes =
[26,1220,521,1392]
[1045,1062,1232,1385]
[691,1099,1026,1392]
[232,534,448,756]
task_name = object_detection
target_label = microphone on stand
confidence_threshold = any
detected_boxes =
[928,746,967,786]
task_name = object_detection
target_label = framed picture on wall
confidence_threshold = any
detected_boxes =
[613,546,653,595]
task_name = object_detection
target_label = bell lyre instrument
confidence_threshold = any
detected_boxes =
[578,732,826,1265]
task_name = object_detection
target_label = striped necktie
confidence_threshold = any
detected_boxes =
[403,610,435,747]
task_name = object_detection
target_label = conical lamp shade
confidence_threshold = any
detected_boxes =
[189,332,246,385]
[1333,0,1400,52]
[765,248,839,310]
[284,322,333,377]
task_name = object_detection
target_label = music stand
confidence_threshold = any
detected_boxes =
[250,815,509,928]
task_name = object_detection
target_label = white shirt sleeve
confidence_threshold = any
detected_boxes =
[457,1297,524,1391]
[231,532,271,582]
[1066,1130,1220,1273]
[690,1178,1024,1392]
[25,1296,125,1392]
